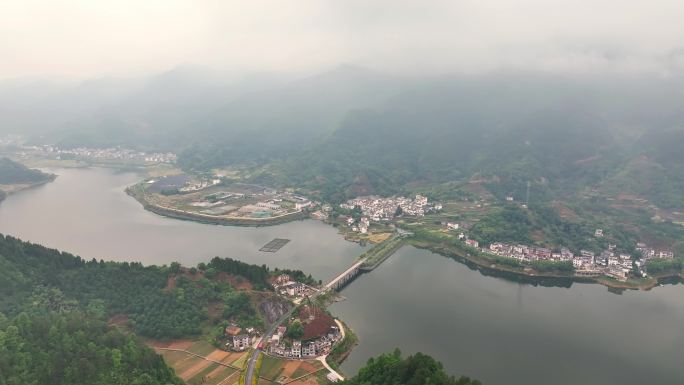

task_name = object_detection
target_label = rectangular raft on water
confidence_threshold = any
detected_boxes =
[259,238,291,252]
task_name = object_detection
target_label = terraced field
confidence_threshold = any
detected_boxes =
[153,340,246,385]
[256,355,325,384]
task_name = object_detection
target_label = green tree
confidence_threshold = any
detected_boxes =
[287,320,304,340]
[395,205,403,216]
[169,262,182,274]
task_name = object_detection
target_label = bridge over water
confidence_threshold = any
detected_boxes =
[323,233,406,291]
[324,257,368,291]
[246,233,406,385]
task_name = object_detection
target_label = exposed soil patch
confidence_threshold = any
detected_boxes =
[289,376,319,385]
[148,339,195,350]
[164,275,177,292]
[206,350,230,362]
[164,269,253,292]
[107,314,130,327]
[179,359,212,380]
[299,305,335,340]
[216,272,253,291]
[551,201,579,221]
[281,361,301,378]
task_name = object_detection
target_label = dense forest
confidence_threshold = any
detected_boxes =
[344,349,481,385]
[0,234,312,339]
[206,256,317,289]
[0,157,53,185]
[0,311,182,385]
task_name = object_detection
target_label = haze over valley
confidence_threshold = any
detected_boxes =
[2,2,684,385]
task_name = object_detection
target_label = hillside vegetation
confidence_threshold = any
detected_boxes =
[0,311,182,385]
[344,349,480,385]
[0,157,52,185]
[0,233,484,385]
[0,234,310,338]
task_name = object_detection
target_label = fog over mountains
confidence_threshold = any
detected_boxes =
[2,65,684,205]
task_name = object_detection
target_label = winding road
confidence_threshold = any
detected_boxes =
[245,303,300,385]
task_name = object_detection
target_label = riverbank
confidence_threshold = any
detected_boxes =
[408,237,682,291]
[326,319,358,371]
[126,184,309,227]
[0,174,57,203]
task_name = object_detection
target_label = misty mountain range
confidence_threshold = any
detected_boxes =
[3,65,684,206]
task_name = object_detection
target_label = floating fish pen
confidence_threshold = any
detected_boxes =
[259,238,291,252]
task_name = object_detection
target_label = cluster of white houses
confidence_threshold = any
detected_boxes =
[473,239,675,281]
[268,325,342,359]
[272,274,317,299]
[341,195,440,221]
[37,145,177,163]
[340,195,442,233]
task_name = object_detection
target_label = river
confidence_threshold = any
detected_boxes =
[1,167,683,385]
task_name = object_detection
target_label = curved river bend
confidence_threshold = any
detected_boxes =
[1,167,683,385]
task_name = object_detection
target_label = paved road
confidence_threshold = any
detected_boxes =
[244,348,260,385]
[244,303,301,385]
[245,252,367,384]
[315,319,346,382]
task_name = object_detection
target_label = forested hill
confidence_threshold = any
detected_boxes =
[0,311,182,385]
[10,68,684,209]
[271,100,621,202]
[0,233,312,338]
[344,349,481,385]
[0,234,483,385]
[0,234,186,385]
[0,157,53,185]
[0,233,308,384]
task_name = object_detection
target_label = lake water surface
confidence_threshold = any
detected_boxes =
[1,167,683,385]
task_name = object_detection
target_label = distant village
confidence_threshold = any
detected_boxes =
[32,145,177,163]
[452,226,676,281]
[339,194,441,233]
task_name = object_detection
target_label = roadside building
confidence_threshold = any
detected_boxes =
[465,239,479,248]
[225,325,242,337]
[232,334,250,351]
[302,342,317,358]
[292,341,302,358]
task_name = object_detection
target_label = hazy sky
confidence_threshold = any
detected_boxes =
[2,0,684,80]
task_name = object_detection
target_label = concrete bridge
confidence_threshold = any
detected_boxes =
[324,257,367,291]
[322,233,409,292]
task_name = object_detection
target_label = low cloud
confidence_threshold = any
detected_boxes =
[2,0,684,79]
